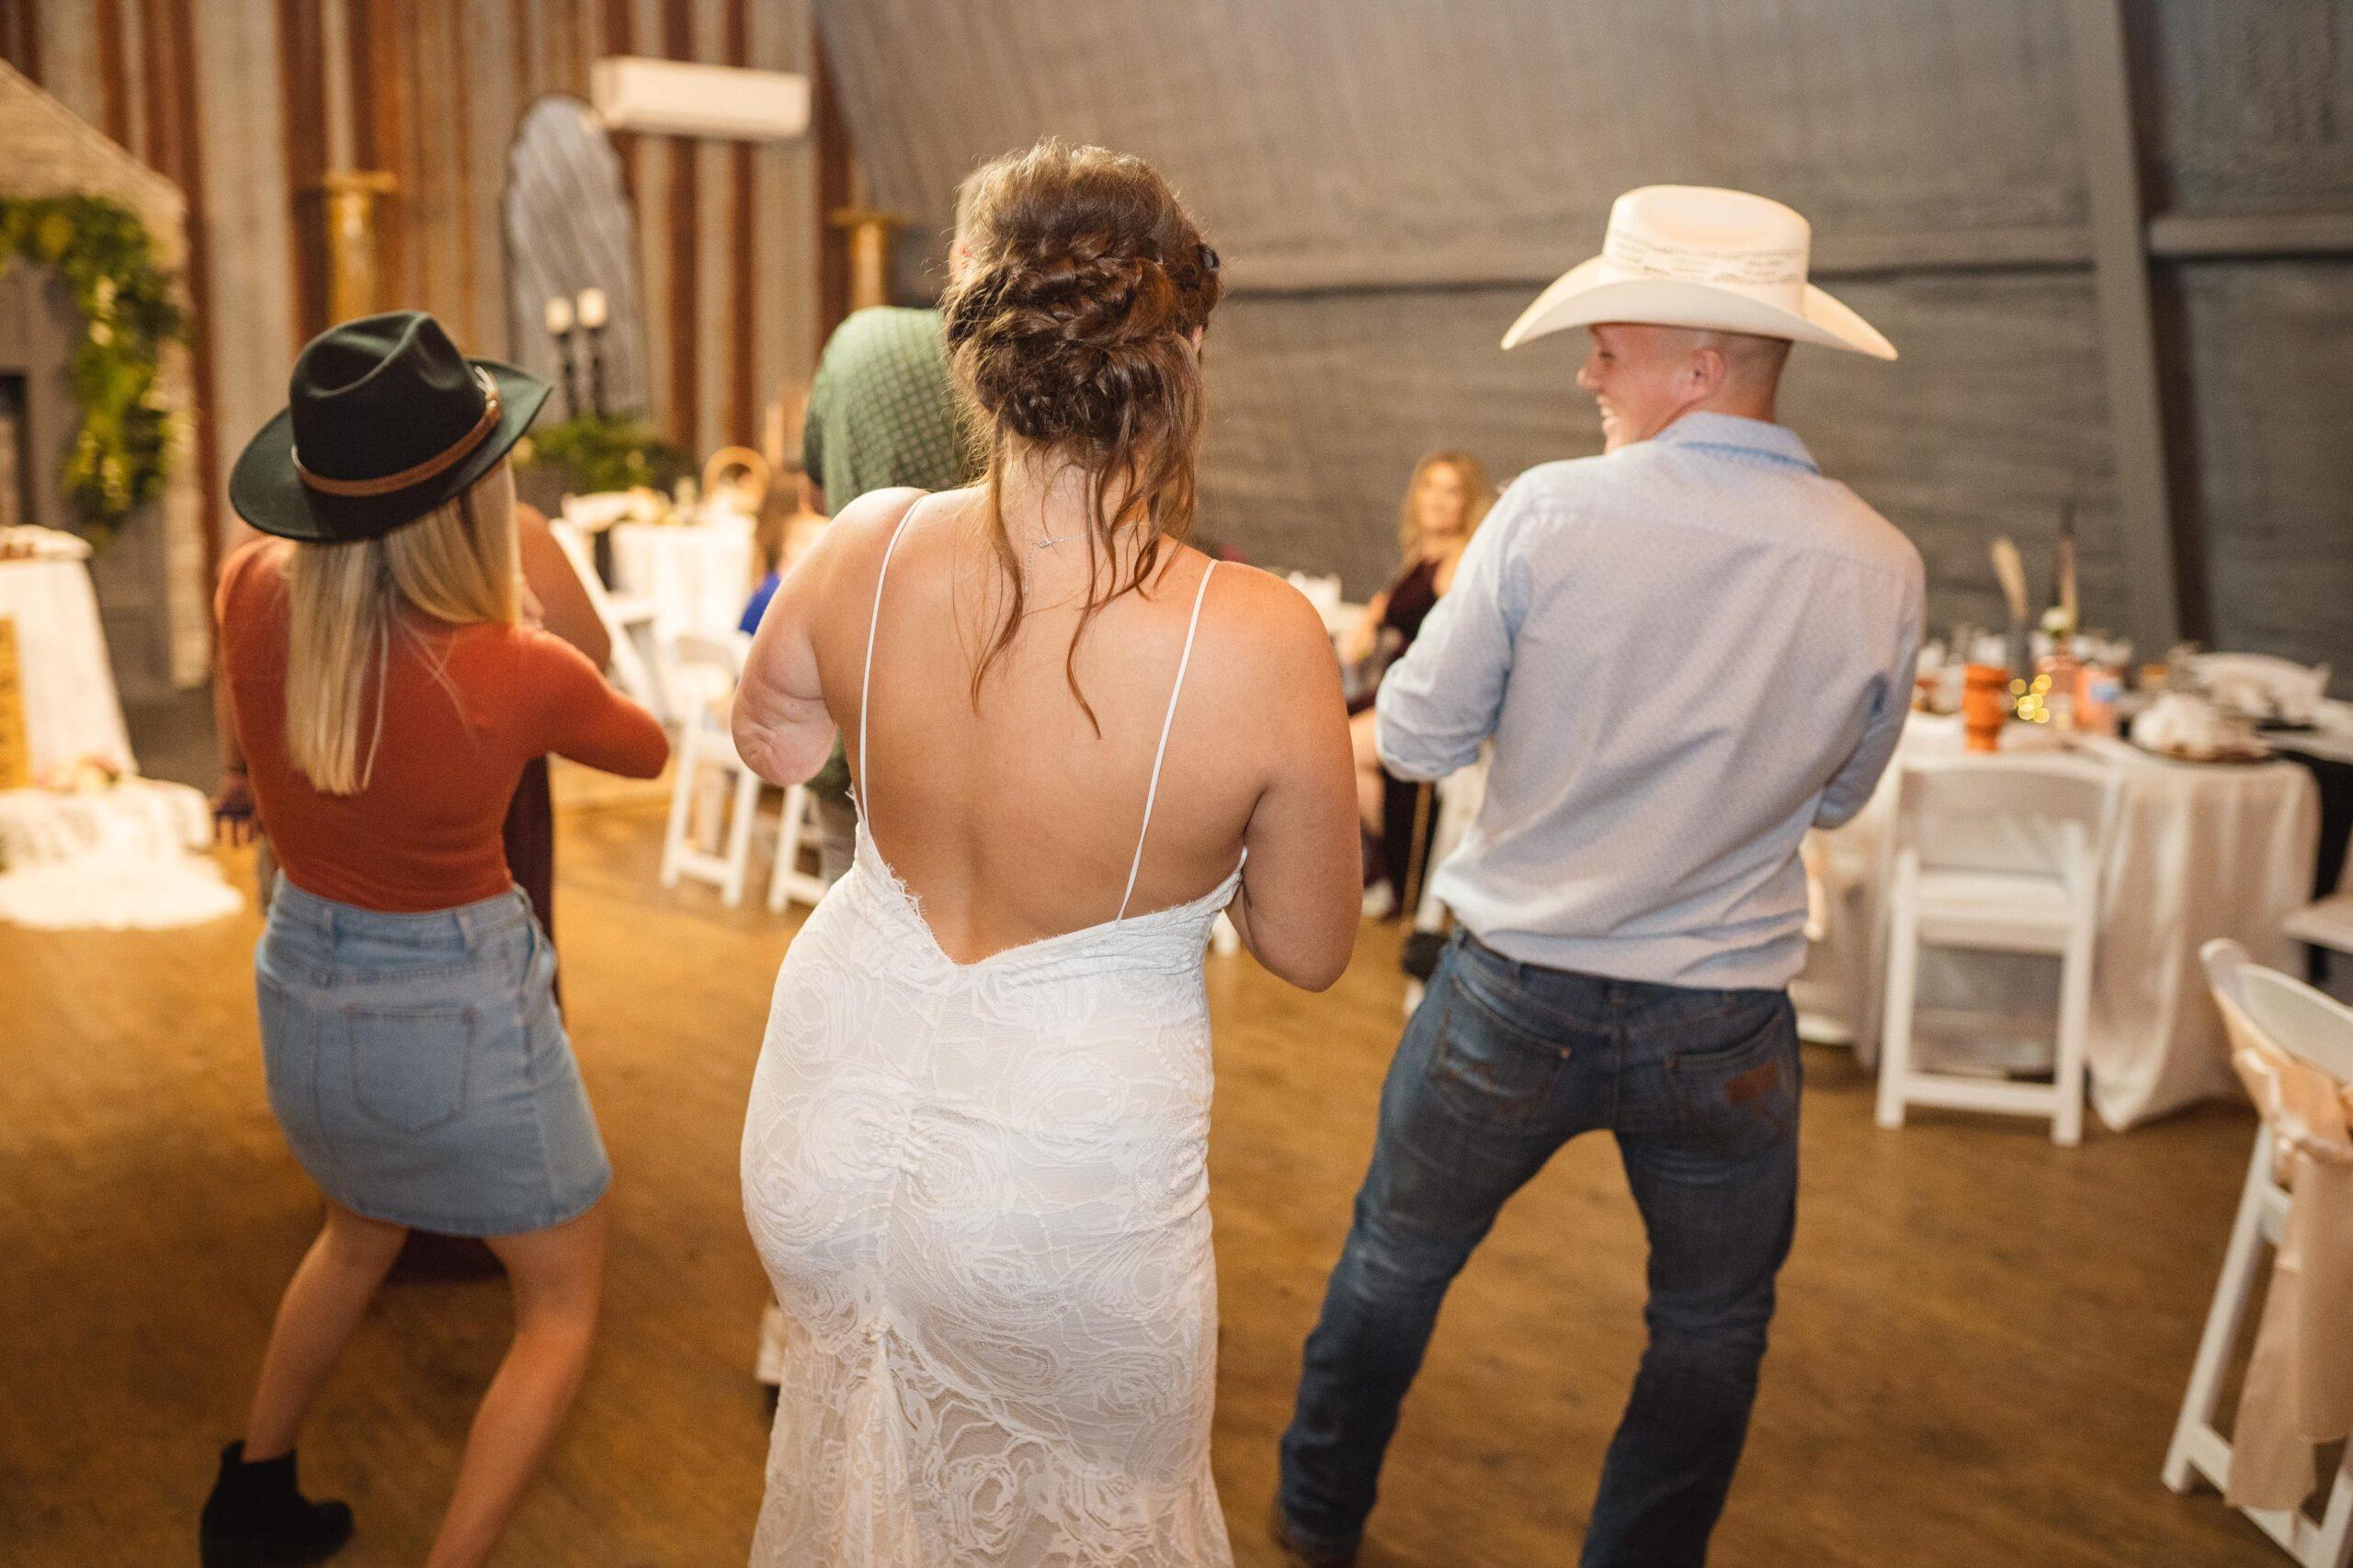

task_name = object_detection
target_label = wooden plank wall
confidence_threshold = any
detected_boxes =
[814,0,2353,687]
[0,0,821,561]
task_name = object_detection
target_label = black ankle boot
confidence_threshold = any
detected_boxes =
[199,1441,354,1567]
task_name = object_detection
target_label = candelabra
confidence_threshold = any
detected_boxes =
[543,295,582,420]
[577,289,610,419]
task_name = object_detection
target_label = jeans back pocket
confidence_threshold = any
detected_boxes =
[1665,996,1799,1160]
[1429,967,1570,1130]
[346,1004,478,1135]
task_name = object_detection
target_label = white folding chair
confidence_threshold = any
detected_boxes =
[1874,756,2116,1145]
[2286,894,2353,960]
[659,631,762,907]
[1404,753,1490,1017]
[2165,940,2353,1565]
[766,784,834,914]
[546,517,664,717]
[1210,912,1243,958]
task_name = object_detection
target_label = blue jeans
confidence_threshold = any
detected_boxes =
[1278,930,1801,1566]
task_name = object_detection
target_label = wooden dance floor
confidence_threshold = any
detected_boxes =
[1,781,2293,1564]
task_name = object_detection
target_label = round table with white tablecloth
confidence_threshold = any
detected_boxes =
[607,515,757,640]
[0,552,133,779]
[606,516,759,722]
[1795,713,2331,1131]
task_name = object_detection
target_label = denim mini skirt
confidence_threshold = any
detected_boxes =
[254,877,610,1236]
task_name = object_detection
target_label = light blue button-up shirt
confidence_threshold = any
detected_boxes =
[1378,412,1924,990]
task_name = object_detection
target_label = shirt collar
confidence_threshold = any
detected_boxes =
[1649,412,1819,473]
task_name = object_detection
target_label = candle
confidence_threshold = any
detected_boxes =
[576,288,608,331]
[544,295,574,335]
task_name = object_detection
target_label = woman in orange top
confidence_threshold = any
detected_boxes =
[203,312,666,1568]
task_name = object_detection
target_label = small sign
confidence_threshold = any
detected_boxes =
[0,617,26,790]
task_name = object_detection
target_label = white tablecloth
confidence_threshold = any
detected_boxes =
[0,556,132,778]
[0,778,242,928]
[1796,714,2325,1130]
[608,517,757,640]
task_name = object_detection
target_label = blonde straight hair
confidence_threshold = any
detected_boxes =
[282,464,520,794]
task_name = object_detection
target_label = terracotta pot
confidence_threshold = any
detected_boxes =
[1963,664,2009,752]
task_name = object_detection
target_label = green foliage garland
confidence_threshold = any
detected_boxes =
[0,194,188,546]
[516,413,694,497]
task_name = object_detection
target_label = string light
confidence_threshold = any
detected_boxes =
[2010,674,2053,724]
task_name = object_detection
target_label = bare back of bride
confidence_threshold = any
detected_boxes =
[731,140,1359,1566]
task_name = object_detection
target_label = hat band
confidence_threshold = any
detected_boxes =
[292,368,504,499]
[1603,229,1807,289]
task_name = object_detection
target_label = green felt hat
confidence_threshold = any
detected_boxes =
[230,311,551,542]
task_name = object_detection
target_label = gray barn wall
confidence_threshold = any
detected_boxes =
[816,0,2347,680]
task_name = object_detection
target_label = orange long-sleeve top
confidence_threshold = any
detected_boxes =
[216,538,670,913]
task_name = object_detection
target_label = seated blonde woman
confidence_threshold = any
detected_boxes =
[1343,449,1495,911]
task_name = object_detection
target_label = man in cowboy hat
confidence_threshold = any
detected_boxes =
[1273,187,1924,1567]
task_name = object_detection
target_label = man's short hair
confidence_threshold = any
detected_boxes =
[1705,329,1793,387]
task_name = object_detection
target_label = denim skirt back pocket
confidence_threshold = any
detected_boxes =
[347,1004,478,1135]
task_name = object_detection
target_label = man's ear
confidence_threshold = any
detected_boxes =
[1688,345,1730,401]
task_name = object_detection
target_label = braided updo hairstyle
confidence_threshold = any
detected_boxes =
[941,138,1222,722]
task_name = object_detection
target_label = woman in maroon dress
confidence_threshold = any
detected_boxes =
[1341,449,1495,912]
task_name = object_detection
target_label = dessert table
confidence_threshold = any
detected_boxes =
[1796,713,2330,1130]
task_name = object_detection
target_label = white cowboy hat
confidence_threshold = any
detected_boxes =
[1501,185,1896,360]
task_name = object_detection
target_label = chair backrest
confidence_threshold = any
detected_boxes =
[665,629,747,730]
[1894,756,2117,887]
[2241,965,2353,1085]
[2200,937,2254,1020]
[546,517,663,713]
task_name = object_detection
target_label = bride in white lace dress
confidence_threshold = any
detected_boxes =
[730,141,1359,1566]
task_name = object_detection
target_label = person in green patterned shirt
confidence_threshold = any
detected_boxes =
[801,306,974,518]
[789,304,980,826]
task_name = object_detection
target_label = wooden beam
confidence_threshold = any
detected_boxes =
[2065,0,2185,653]
[723,0,755,445]
[811,17,851,344]
[597,0,635,207]
[1813,225,2095,277]
[159,0,222,582]
[95,0,129,144]
[662,0,698,448]
[439,0,477,345]
[347,0,407,309]
[1222,224,2097,300]
[2146,210,2353,260]
[4,0,43,85]
[275,0,330,343]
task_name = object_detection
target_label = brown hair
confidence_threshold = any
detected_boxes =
[1397,449,1496,555]
[940,138,1222,724]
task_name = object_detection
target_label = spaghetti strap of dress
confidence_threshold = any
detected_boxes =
[853,495,926,822]
[1116,561,1219,921]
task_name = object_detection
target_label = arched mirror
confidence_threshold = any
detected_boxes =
[502,95,649,423]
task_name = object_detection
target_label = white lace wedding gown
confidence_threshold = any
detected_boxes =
[741,519,1238,1565]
